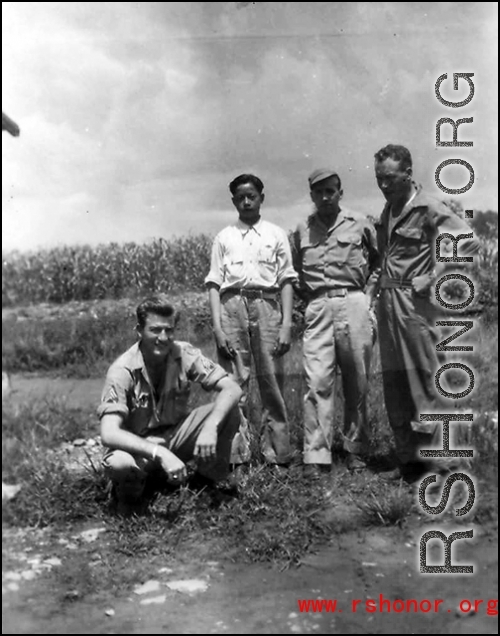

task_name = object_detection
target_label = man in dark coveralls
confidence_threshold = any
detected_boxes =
[373,144,479,482]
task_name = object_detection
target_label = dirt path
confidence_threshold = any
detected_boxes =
[2,520,498,634]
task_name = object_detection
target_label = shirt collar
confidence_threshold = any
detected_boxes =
[236,217,263,236]
[309,207,352,232]
[379,182,423,228]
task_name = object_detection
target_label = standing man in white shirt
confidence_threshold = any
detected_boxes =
[205,174,298,473]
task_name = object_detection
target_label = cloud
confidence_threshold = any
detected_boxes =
[2,2,497,252]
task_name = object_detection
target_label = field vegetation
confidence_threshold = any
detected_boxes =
[2,209,498,592]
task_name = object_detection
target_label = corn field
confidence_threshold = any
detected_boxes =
[2,213,498,313]
[2,235,213,306]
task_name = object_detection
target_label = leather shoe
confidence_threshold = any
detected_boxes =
[303,463,331,481]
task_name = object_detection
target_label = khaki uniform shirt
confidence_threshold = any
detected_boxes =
[291,208,379,298]
[97,341,227,436]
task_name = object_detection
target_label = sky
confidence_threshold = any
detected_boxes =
[2,2,498,252]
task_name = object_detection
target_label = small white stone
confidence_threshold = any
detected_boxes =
[43,557,62,567]
[78,528,106,543]
[140,595,166,605]
[105,608,115,617]
[166,579,208,594]
[27,558,41,566]
[21,570,37,581]
[134,580,161,595]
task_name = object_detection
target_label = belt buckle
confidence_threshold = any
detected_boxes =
[242,289,262,299]
[328,288,347,298]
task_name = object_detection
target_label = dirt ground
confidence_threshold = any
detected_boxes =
[2,376,498,635]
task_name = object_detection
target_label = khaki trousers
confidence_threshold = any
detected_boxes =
[303,291,373,464]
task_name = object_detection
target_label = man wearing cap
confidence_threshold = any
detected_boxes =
[98,295,242,515]
[205,174,298,473]
[292,168,379,480]
[373,144,479,482]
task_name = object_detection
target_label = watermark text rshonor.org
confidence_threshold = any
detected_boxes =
[297,596,499,615]
[418,72,478,574]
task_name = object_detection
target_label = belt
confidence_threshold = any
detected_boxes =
[221,288,280,300]
[379,274,414,289]
[309,287,360,299]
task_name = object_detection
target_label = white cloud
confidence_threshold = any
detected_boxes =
[2,2,497,252]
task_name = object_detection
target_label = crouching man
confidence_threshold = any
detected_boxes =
[98,295,242,515]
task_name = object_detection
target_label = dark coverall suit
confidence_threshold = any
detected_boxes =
[375,185,480,465]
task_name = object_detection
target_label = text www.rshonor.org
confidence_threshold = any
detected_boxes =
[297,596,498,615]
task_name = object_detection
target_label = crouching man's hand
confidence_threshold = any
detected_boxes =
[194,424,218,461]
[156,446,187,484]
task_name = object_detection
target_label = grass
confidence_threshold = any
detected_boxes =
[2,290,497,598]
[2,293,214,376]
[353,483,414,528]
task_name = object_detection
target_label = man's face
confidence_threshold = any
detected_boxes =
[374,157,412,205]
[232,182,264,225]
[138,312,175,363]
[310,175,342,219]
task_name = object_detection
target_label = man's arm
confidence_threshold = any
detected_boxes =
[363,218,382,307]
[100,413,187,481]
[433,204,480,278]
[207,283,235,359]
[413,203,480,295]
[274,281,293,358]
[193,375,243,460]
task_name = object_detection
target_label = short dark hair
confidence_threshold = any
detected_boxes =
[374,144,413,171]
[229,174,264,195]
[136,295,179,330]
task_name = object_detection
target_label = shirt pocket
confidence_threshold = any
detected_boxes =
[335,232,364,266]
[301,237,323,269]
[394,227,423,257]
[258,244,277,279]
[223,253,245,280]
[127,390,153,435]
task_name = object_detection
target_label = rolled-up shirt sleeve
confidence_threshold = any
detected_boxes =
[97,365,131,419]
[204,235,224,288]
[276,228,299,288]
[433,204,480,258]
[181,343,228,391]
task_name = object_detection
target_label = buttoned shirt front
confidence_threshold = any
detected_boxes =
[204,218,298,292]
[376,184,479,282]
[97,341,227,436]
[292,208,379,295]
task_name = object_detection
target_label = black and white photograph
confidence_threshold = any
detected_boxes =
[2,2,498,634]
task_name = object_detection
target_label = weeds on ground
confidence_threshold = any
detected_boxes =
[2,312,497,583]
[353,483,414,528]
